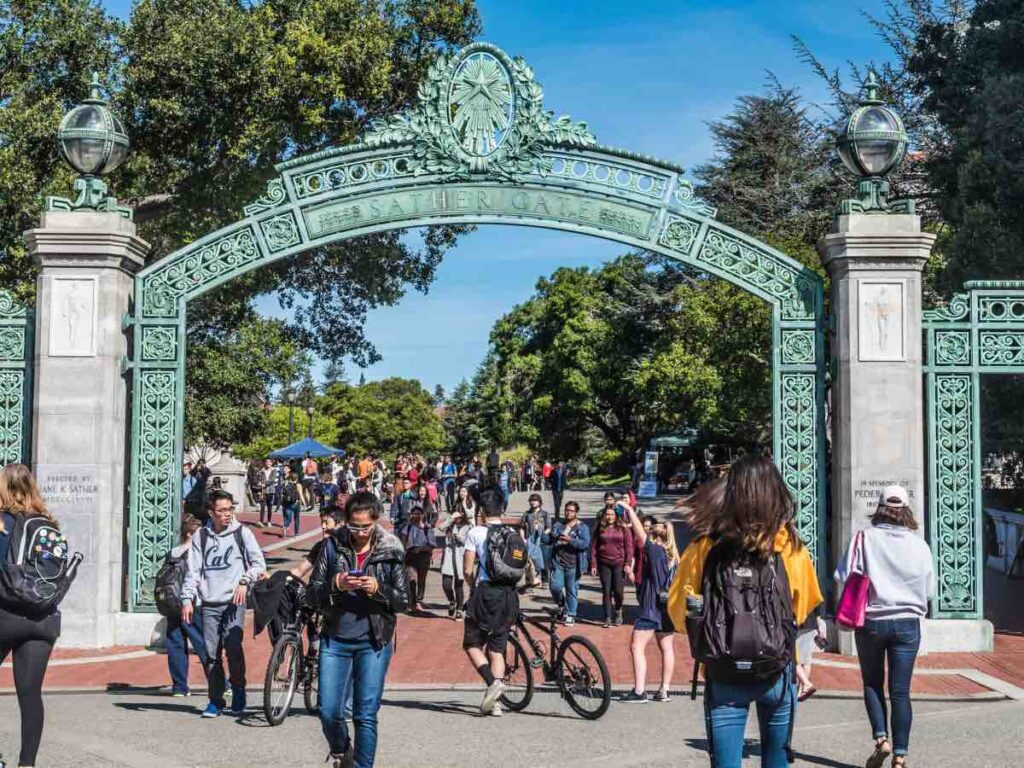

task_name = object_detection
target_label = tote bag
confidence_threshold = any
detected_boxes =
[836,531,870,629]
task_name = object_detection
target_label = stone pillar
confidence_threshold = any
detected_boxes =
[820,214,933,654]
[25,210,150,648]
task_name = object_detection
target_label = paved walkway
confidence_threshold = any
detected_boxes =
[1,689,1021,767]
[4,490,1024,702]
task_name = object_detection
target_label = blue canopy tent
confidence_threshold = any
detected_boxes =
[269,437,345,460]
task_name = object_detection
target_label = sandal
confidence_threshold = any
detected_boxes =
[866,738,892,768]
[797,685,817,702]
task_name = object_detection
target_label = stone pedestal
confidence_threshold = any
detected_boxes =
[25,210,150,648]
[820,214,933,655]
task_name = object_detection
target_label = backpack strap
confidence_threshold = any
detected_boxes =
[234,527,252,573]
[199,527,210,580]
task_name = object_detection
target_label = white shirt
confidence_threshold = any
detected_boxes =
[464,520,504,583]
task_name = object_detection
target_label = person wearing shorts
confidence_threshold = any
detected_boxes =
[461,487,518,717]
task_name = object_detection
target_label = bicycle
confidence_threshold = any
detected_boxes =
[263,579,321,725]
[499,607,611,720]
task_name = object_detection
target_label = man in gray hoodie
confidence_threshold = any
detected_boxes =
[182,489,266,718]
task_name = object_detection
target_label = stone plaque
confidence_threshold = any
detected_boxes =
[36,464,100,517]
[858,280,905,362]
[853,476,916,516]
[303,185,658,241]
[49,277,97,357]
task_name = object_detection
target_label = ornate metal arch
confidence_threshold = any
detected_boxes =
[124,42,826,609]
[924,280,1024,618]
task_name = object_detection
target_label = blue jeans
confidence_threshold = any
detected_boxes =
[705,663,795,768]
[166,615,208,694]
[549,562,579,618]
[855,617,921,756]
[319,637,393,767]
[282,502,300,535]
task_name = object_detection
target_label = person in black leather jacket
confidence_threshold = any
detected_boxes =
[308,491,408,768]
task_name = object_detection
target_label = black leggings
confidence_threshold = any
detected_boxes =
[405,550,431,604]
[442,574,465,610]
[0,636,54,766]
[597,562,625,620]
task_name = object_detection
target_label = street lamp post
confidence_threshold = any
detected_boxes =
[306,405,314,438]
[287,391,296,443]
[836,70,913,215]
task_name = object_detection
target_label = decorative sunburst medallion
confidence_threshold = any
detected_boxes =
[357,42,597,179]
[448,51,514,157]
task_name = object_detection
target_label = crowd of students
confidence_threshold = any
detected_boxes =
[0,453,938,768]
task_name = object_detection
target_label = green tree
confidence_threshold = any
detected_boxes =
[321,377,445,458]
[183,316,307,449]
[907,0,1024,294]
[441,379,488,459]
[234,403,339,461]
[1,0,480,448]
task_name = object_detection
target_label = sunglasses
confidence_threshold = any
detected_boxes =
[347,522,374,532]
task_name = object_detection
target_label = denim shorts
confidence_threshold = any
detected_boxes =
[634,615,672,634]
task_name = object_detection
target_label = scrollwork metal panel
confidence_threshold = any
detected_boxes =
[0,290,33,464]
[924,280,1024,618]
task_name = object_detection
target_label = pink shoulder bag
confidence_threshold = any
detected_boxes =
[836,530,870,629]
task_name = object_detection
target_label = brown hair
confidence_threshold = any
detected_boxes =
[0,463,57,527]
[179,513,203,544]
[716,454,800,561]
[678,477,726,539]
[871,504,919,531]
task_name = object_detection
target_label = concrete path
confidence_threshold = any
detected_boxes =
[0,688,1019,767]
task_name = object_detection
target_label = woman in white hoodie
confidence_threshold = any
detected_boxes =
[835,485,936,768]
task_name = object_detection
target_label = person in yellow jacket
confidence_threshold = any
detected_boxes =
[666,454,823,768]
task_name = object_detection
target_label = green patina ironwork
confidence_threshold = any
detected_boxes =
[0,291,34,465]
[924,280,1024,618]
[124,42,827,610]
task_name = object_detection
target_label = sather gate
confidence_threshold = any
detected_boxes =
[123,43,826,610]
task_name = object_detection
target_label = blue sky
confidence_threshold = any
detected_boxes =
[104,0,894,393]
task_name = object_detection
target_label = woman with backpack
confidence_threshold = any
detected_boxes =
[670,454,822,768]
[165,513,209,697]
[0,464,69,768]
[619,503,678,703]
[836,486,935,768]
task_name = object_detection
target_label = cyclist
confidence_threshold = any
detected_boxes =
[308,492,408,768]
[462,487,517,717]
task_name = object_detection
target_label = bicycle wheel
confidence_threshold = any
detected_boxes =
[498,635,534,712]
[263,634,301,726]
[556,635,611,720]
[303,659,320,715]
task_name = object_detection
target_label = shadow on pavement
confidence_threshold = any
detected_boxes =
[684,739,859,768]
[381,696,577,720]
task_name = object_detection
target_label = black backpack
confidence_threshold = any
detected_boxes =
[154,550,190,617]
[0,512,83,619]
[282,480,299,505]
[484,524,528,586]
[691,543,795,684]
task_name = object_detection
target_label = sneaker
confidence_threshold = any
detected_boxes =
[229,685,246,714]
[489,703,503,717]
[480,680,505,714]
[614,609,624,626]
[653,689,670,702]
[602,618,611,628]
[171,690,190,698]
[563,616,575,626]
[455,610,464,621]
[448,603,456,618]
[329,743,355,768]
[201,701,222,718]
[619,689,650,704]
